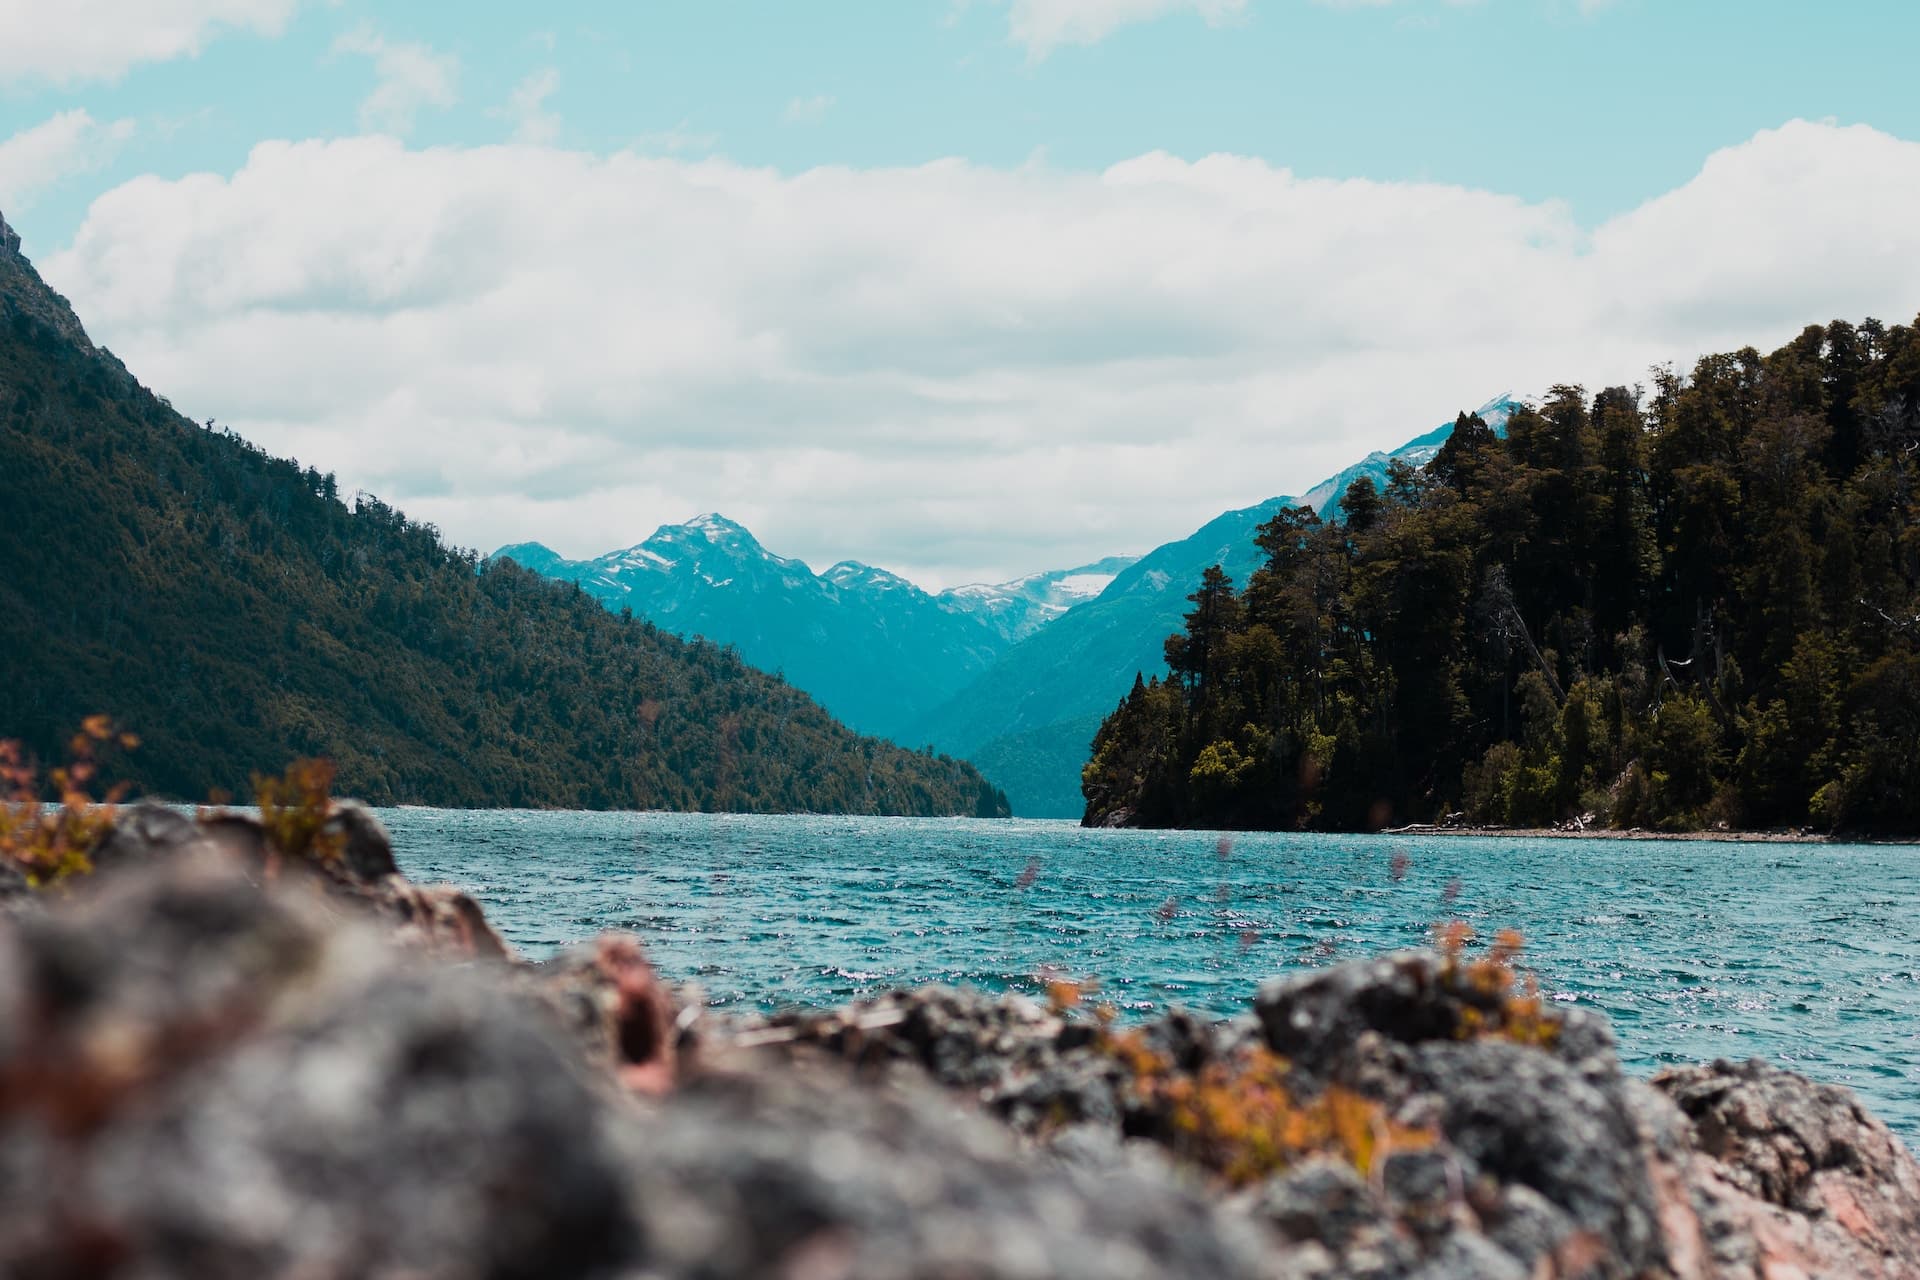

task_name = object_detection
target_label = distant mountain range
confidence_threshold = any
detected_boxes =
[491,517,1133,742]
[498,396,1522,816]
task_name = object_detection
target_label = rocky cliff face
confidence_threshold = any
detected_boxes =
[0,204,124,367]
[1,803,1916,1278]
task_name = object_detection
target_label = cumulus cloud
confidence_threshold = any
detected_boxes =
[332,25,459,137]
[0,0,299,87]
[38,121,1920,587]
[1001,0,1249,58]
[0,111,136,211]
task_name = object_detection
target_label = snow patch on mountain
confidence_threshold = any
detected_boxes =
[1052,572,1119,600]
[936,555,1141,644]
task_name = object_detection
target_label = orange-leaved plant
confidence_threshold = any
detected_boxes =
[0,717,140,888]
[1432,922,1559,1048]
[1105,1031,1434,1187]
[253,758,344,866]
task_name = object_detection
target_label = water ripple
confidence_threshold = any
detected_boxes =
[385,810,1920,1144]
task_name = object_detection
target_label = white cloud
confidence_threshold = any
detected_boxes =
[0,0,299,86]
[0,111,136,212]
[1002,0,1249,58]
[38,121,1920,588]
[783,94,835,126]
[332,25,459,137]
[497,67,561,144]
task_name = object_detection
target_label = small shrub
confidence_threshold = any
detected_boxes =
[1432,923,1559,1048]
[253,758,344,866]
[0,717,139,888]
[1105,1032,1433,1187]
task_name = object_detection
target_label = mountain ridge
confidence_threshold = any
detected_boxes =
[490,518,1137,741]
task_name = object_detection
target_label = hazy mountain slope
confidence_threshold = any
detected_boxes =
[494,526,1137,743]
[491,518,1013,741]
[913,400,1522,816]
[905,498,1294,814]
[0,211,1007,817]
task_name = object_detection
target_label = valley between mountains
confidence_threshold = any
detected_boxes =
[493,399,1522,816]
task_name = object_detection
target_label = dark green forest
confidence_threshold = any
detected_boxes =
[1083,318,1920,835]
[0,236,1008,817]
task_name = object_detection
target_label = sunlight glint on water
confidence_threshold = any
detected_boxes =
[385,809,1920,1143]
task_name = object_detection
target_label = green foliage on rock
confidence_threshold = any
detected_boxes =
[0,230,1010,817]
[1084,321,1920,835]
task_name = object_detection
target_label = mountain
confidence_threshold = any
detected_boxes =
[937,557,1140,644]
[1300,396,1521,513]
[492,522,1135,744]
[906,397,1526,817]
[0,209,1008,817]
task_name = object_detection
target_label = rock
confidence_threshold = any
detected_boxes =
[1256,952,1460,1081]
[1409,1038,1662,1270]
[618,1064,1280,1280]
[371,872,512,960]
[1257,1156,1386,1250]
[88,799,263,872]
[0,853,640,1277]
[0,854,1289,1279]
[0,858,31,916]
[90,800,509,961]
[991,1044,1128,1132]
[1254,950,1617,1086]
[1644,1057,1920,1279]
[1252,951,1664,1277]
[328,799,402,880]
[10,800,1920,1278]
[0,212,18,259]
[533,934,680,1096]
[737,983,1069,1093]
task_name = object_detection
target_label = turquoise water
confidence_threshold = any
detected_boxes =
[386,810,1920,1142]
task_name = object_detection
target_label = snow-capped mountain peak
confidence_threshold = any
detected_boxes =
[935,555,1141,644]
[683,512,750,540]
[823,561,922,595]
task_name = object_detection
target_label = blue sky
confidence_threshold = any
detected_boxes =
[10,0,1920,249]
[4,1,1920,585]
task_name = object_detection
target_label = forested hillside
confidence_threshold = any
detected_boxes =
[1084,320,1920,835]
[911,399,1519,818]
[0,216,1009,817]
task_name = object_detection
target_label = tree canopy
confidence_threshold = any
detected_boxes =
[1083,318,1920,836]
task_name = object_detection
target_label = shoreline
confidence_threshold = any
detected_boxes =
[1381,823,1920,844]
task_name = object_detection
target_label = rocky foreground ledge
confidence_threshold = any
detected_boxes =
[2,804,1917,1278]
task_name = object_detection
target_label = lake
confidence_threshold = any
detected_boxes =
[387,809,1920,1142]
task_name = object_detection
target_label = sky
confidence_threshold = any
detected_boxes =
[4,1,1920,589]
